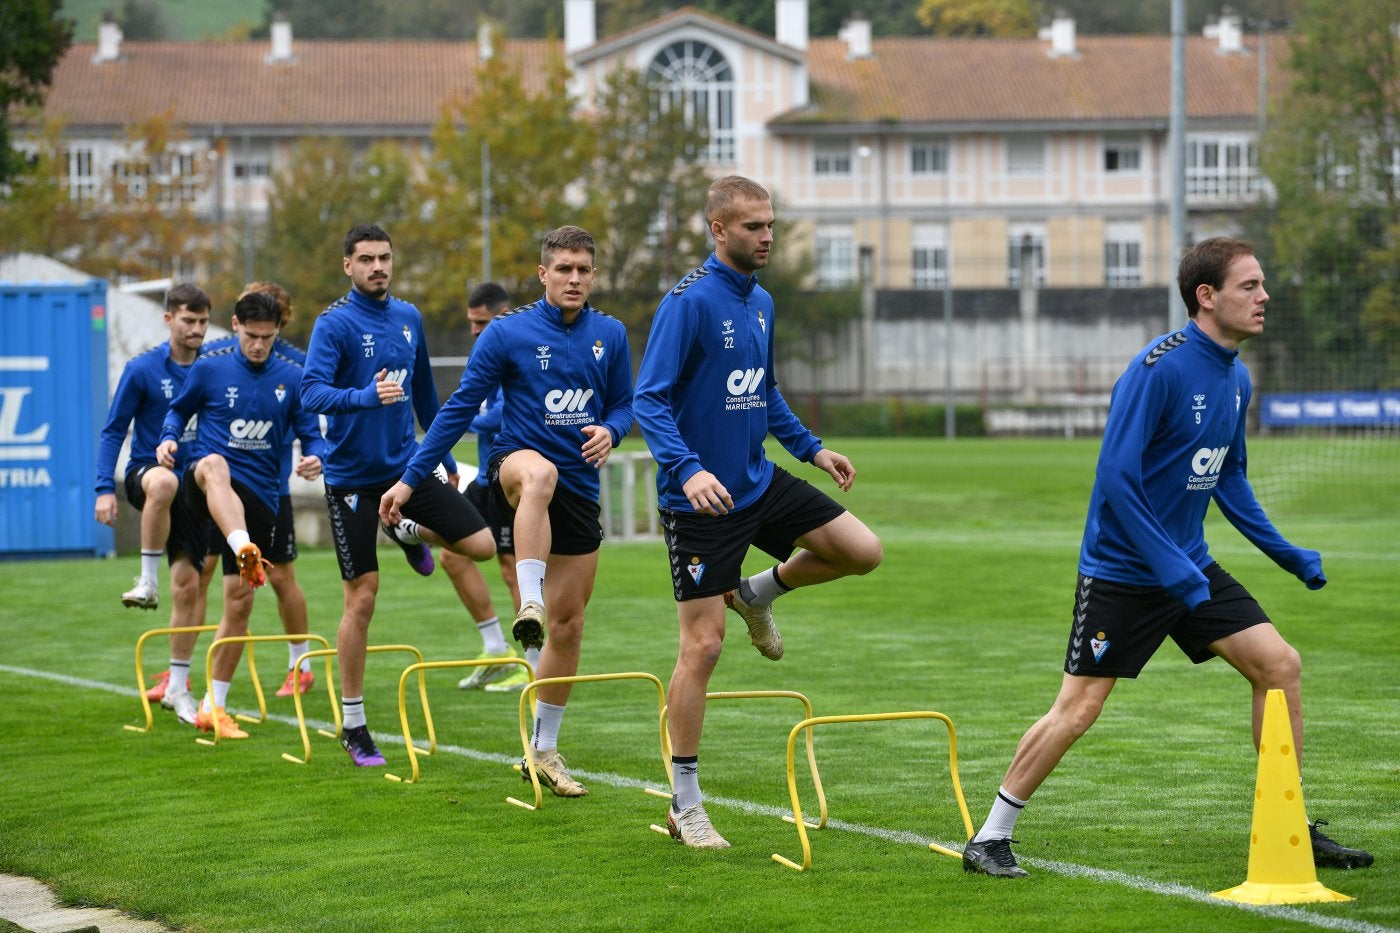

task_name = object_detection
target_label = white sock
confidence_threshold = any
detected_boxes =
[973,786,1027,843]
[342,696,366,729]
[227,530,251,553]
[396,518,422,544]
[202,679,232,714]
[524,646,542,667]
[140,550,162,584]
[531,700,565,751]
[288,641,310,671]
[168,659,191,694]
[741,566,791,607]
[672,756,701,811]
[517,559,546,607]
[476,616,508,655]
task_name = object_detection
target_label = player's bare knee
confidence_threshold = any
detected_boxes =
[449,528,496,561]
[1252,642,1301,690]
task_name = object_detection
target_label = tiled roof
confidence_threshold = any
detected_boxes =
[31,31,1284,134]
[787,34,1285,127]
[34,39,557,132]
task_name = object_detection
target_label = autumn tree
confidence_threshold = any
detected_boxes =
[916,0,1040,37]
[0,0,73,186]
[1256,0,1400,388]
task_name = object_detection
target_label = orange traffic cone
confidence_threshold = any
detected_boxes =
[1212,689,1351,904]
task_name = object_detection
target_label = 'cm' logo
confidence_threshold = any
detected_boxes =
[726,368,764,395]
[383,368,409,386]
[230,419,275,440]
[545,388,594,413]
[1191,446,1229,475]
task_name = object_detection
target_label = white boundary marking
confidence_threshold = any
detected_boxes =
[2,663,1392,933]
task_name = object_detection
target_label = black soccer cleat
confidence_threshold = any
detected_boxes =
[1310,820,1374,869]
[963,837,1029,878]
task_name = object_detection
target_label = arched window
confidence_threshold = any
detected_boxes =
[648,39,735,163]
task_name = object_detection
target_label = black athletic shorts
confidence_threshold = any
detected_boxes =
[179,470,279,577]
[266,494,297,565]
[488,451,601,556]
[466,479,514,554]
[1063,563,1270,678]
[125,463,214,569]
[325,472,487,581]
[660,466,847,602]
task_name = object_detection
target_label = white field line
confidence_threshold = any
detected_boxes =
[2,663,1393,933]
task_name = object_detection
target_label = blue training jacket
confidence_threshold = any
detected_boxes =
[203,334,310,497]
[160,344,324,514]
[300,288,456,487]
[468,385,505,488]
[95,341,198,494]
[400,298,634,502]
[633,253,821,513]
[1080,318,1324,610]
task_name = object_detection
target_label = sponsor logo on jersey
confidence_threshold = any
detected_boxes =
[361,333,375,358]
[544,388,595,426]
[224,386,239,408]
[161,378,174,399]
[536,345,551,370]
[383,368,410,402]
[1192,393,1207,424]
[228,418,276,451]
[725,368,766,411]
[1187,445,1229,490]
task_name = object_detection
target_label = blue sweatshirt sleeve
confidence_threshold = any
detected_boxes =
[406,320,457,476]
[600,325,635,447]
[469,386,504,435]
[1096,367,1212,609]
[160,366,204,446]
[400,326,503,488]
[95,360,144,495]
[633,296,705,487]
[1211,383,1325,589]
[292,394,327,461]
[300,316,380,414]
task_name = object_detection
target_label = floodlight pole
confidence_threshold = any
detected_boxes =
[1167,0,1187,333]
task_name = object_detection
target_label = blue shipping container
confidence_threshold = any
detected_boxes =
[0,281,113,557]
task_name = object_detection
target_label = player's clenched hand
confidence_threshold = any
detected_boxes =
[95,492,118,527]
[295,455,322,481]
[156,439,178,470]
[378,481,413,526]
[683,470,733,516]
[579,424,613,468]
[373,368,405,406]
[813,447,856,492]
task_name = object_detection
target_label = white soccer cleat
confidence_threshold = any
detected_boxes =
[724,589,783,660]
[160,685,199,725]
[522,748,588,797]
[666,803,731,849]
[121,577,159,610]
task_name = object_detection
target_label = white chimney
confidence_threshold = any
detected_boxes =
[94,14,122,64]
[564,0,596,55]
[1039,11,1077,58]
[478,19,495,62]
[838,15,872,60]
[267,13,294,63]
[1215,8,1244,54]
[775,0,808,51]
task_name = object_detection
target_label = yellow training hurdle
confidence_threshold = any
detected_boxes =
[770,711,975,872]
[507,672,668,812]
[385,656,535,784]
[125,623,219,733]
[197,633,331,745]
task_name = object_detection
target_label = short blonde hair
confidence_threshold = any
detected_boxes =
[705,175,770,226]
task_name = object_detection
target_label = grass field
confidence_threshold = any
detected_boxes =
[1,437,1396,932]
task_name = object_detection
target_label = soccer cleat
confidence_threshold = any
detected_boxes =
[144,670,171,702]
[522,748,587,797]
[666,803,731,849]
[236,542,270,588]
[161,686,199,725]
[121,577,159,610]
[458,648,519,689]
[1310,820,1374,869]
[195,704,249,739]
[382,521,435,576]
[724,588,784,660]
[484,667,530,693]
[275,668,315,697]
[962,838,1029,878]
[340,724,387,767]
[512,601,546,651]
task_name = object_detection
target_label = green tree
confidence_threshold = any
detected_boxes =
[1256,0,1400,389]
[916,0,1041,37]
[255,138,420,343]
[0,0,73,187]
[411,51,585,325]
[583,68,714,343]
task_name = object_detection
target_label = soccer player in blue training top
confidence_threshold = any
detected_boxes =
[962,237,1373,878]
[156,290,325,738]
[302,223,496,768]
[450,281,531,693]
[201,282,319,699]
[95,283,220,720]
[633,176,883,848]
[381,225,635,798]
